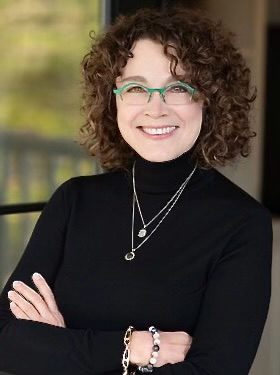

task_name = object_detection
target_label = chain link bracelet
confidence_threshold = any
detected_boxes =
[122,325,135,375]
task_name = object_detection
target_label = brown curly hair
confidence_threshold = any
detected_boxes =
[80,6,256,171]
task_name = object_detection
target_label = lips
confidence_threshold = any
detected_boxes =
[137,125,178,131]
[137,126,179,128]
[142,126,176,135]
[137,125,179,138]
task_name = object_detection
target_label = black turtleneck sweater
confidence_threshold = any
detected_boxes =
[0,151,272,375]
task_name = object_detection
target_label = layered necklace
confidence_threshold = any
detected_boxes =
[124,160,197,261]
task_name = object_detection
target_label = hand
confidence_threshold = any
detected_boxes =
[130,330,192,367]
[8,272,66,328]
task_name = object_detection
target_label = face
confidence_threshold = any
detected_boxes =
[115,39,203,162]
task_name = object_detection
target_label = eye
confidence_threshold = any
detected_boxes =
[168,85,188,93]
[125,85,146,93]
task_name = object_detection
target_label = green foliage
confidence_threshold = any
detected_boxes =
[0,0,102,138]
[0,1,103,270]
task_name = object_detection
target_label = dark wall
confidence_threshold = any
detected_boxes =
[110,0,202,21]
[262,26,280,215]
[111,0,162,20]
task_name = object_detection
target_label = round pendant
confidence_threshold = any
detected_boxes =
[125,251,135,261]
[138,228,147,238]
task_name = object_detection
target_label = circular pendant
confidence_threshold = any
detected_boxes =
[125,251,135,261]
[138,228,147,238]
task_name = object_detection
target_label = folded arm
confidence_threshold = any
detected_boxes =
[153,209,272,375]
[0,181,126,375]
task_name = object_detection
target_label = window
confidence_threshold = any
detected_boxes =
[0,0,104,286]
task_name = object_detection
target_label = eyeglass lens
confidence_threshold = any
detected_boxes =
[121,84,193,105]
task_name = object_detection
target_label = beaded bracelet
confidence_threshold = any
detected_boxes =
[122,325,135,375]
[137,326,160,373]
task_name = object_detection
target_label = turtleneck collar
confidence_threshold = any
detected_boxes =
[130,149,205,194]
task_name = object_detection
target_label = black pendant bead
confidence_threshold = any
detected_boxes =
[125,251,135,261]
[153,344,160,351]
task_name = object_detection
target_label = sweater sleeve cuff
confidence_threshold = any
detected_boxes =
[90,329,126,373]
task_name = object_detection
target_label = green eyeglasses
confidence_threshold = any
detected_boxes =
[113,81,197,105]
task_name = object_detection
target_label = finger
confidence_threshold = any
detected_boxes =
[179,331,192,345]
[10,301,29,320]
[32,273,59,312]
[183,344,192,360]
[8,290,41,320]
[12,280,48,317]
[166,331,191,345]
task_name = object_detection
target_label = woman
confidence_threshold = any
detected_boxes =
[0,7,272,375]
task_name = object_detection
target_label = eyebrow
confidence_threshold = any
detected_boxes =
[118,76,179,85]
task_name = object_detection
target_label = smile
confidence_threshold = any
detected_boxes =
[140,126,177,135]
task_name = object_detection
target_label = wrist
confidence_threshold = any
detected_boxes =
[137,326,160,373]
[130,330,153,366]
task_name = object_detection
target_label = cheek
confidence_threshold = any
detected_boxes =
[179,104,203,129]
[115,99,123,126]
[116,110,129,134]
[116,102,141,131]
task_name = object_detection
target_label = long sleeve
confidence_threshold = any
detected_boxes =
[0,181,125,375]
[0,163,274,375]
[153,208,273,375]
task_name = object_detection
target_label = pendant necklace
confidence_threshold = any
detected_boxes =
[132,161,194,238]
[124,161,197,261]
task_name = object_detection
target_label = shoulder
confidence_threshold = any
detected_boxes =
[58,170,127,195]
[200,168,273,240]
[45,170,129,216]
[209,168,271,220]
[68,169,125,186]
[207,171,273,263]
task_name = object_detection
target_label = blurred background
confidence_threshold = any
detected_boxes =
[0,0,279,374]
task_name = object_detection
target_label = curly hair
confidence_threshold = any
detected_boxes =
[80,6,256,171]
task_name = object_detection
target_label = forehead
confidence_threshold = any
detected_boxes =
[117,39,186,84]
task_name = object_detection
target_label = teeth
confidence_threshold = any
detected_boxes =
[142,126,176,135]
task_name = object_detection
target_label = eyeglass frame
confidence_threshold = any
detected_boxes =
[112,81,197,104]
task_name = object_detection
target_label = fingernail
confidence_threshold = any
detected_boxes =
[33,272,43,280]
[12,281,21,288]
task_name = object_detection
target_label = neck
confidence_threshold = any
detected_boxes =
[132,150,198,193]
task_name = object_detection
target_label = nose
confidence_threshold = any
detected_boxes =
[144,91,168,118]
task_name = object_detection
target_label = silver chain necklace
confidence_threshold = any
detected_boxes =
[124,161,197,261]
[132,161,196,238]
